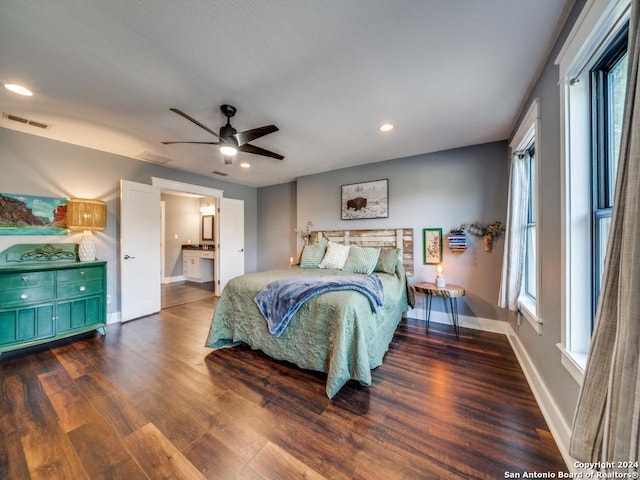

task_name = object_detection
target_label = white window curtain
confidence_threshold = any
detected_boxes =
[498,151,530,310]
[570,0,640,465]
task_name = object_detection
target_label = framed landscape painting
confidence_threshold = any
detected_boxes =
[423,228,443,264]
[341,179,388,220]
[0,193,68,235]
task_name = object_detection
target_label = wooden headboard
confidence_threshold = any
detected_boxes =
[310,228,414,276]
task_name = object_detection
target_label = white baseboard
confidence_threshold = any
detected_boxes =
[408,306,573,471]
[409,306,510,334]
[106,311,121,324]
[162,275,185,284]
[505,328,575,471]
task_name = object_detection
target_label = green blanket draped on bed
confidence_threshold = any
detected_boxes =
[205,265,410,398]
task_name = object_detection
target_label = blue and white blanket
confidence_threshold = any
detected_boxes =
[254,274,384,337]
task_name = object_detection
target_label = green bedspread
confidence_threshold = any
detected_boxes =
[205,265,409,398]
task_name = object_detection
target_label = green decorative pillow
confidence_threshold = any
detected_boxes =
[343,245,381,274]
[375,247,400,274]
[299,243,327,268]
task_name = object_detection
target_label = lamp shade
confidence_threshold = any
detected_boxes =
[66,198,106,232]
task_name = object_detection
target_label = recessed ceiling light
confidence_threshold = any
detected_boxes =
[379,123,394,132]
[4,84,33,96]
[240,162,251,169]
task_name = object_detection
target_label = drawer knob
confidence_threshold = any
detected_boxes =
[22,275,28,282]
[79,271,85,277]
[20,293,29,299]
[78,286,86,292]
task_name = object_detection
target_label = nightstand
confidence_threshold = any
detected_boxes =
[413,282,465,337]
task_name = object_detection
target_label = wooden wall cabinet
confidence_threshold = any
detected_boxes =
[0,244,106,355]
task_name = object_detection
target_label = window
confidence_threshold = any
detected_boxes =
[507,99,540,333]
[591,27,628,319]
[556,0,630,383]
[524,143,536,301]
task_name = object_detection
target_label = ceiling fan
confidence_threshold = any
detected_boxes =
[162,104,284,164]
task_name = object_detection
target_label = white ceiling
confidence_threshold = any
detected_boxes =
[0,0,572,188]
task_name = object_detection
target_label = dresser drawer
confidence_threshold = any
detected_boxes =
[57,279,103,298]
[0,271,55,290]
[0,285,56,307]
[57,267,103,285]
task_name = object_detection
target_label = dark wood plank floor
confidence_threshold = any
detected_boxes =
[0,294,567,479]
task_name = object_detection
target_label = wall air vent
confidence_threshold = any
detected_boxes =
[136,151,173,165]
[212,171,229,176]
[2,112,51,130]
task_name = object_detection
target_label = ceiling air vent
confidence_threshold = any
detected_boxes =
[212,171,229,177]
[136,151,173,165]
[2,112,51,130]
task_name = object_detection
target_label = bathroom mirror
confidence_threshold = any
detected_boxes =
[202,215,214,241]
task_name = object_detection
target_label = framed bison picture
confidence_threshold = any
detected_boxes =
[341,179,388,220]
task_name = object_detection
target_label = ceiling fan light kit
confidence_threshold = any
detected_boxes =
[163,104,283,165]
[220,145,238,156]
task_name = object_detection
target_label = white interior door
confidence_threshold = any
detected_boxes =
[218,197,244,294]
[120,180,161,321]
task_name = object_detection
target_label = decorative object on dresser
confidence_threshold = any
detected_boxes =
[341,179,388,220]
[422,228,443,265]
[66,198,107,261]
[0,243,107,355]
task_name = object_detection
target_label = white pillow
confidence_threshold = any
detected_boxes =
[318,241,350,270]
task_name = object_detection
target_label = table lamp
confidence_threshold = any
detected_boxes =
[66,198,107,261]
[435,263,446,288]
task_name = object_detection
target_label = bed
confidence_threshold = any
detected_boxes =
[204,228,414,398]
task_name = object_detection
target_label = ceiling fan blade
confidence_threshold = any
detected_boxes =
[238,143,284,160]
[169,108,221,139]
[235,125,279,146]
[161,141,220,145]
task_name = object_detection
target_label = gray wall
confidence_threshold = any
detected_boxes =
[161,193,200,278]
[257,181,297,271]
[296,141,510,319]
[0,126,258,315]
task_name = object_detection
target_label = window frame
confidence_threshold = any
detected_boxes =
[524,143,537,301]
[555,0,630,384]
[510,99,541,334]
[591,27,628,322]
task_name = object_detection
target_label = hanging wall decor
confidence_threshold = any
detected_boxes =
[341,179,388,220]
[423,228,443,264]
[0,193,68,235]
[448,229,467,253]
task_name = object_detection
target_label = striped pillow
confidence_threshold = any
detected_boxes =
[343,245,381,274]
[318,242,350,270]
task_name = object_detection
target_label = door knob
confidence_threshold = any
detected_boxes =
[124,254,136,260]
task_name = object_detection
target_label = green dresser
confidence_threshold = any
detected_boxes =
[0,243,106,355]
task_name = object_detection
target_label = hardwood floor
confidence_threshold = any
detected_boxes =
[0,296,567,479]
[161,281,215,309]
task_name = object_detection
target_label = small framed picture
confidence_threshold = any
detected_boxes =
[423,228,443,265]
